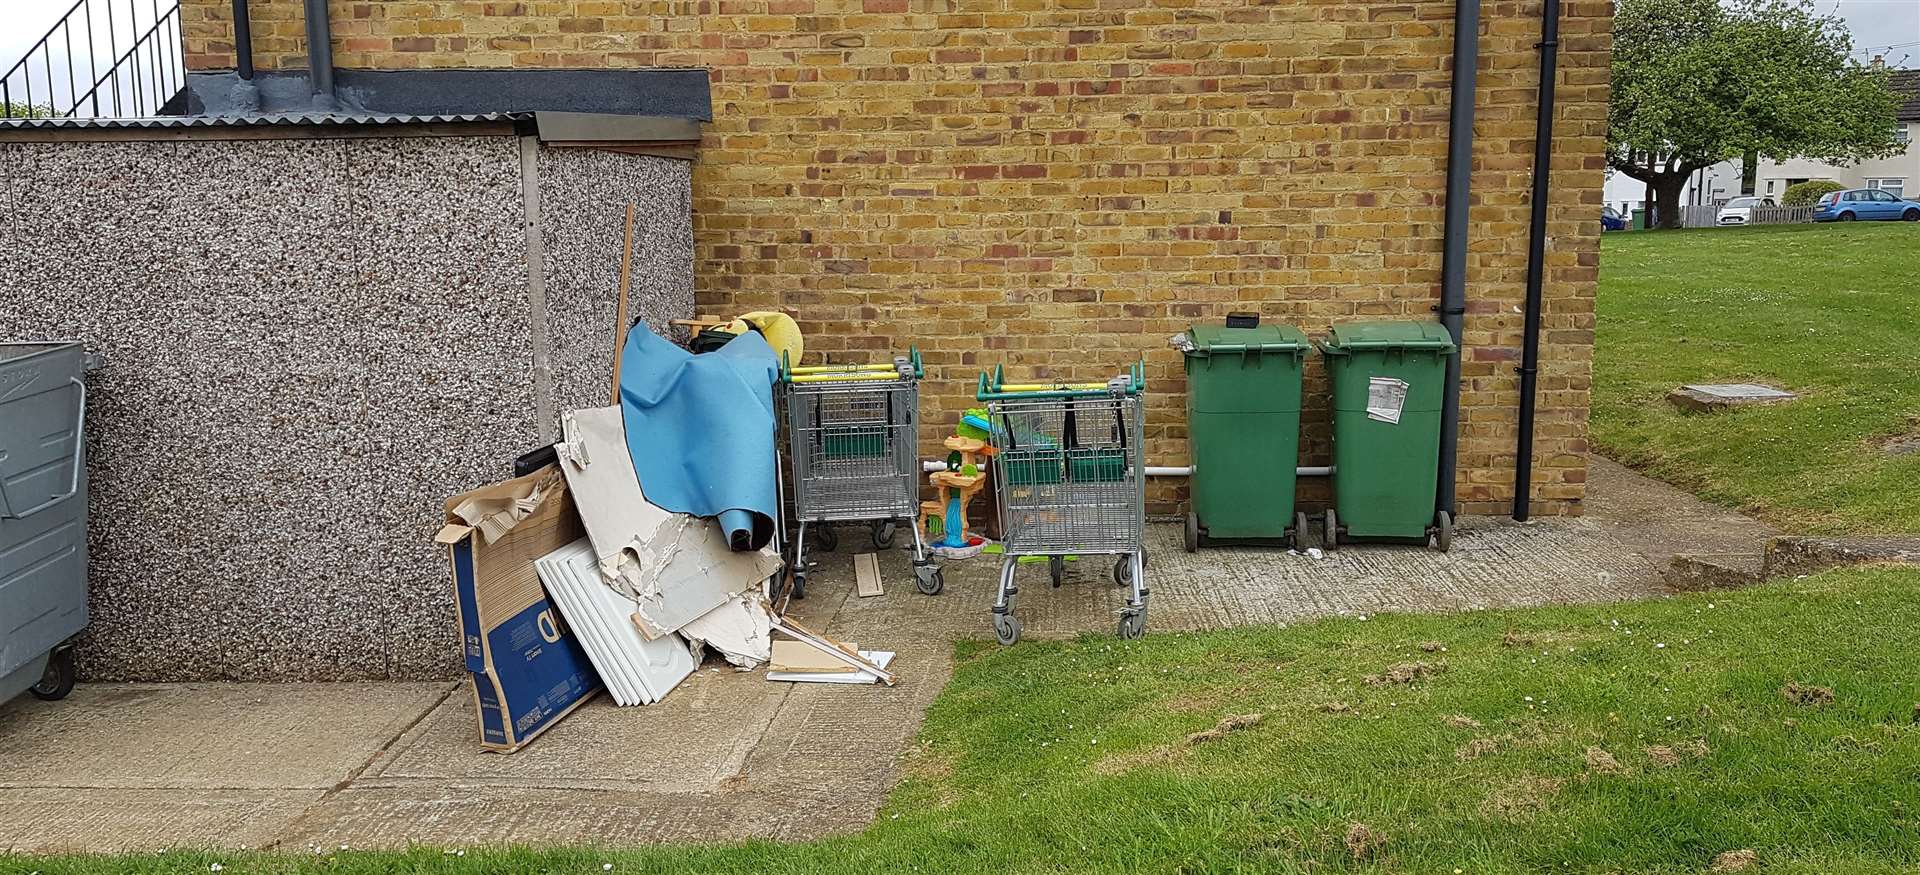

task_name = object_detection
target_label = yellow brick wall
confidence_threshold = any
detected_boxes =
[186,0,1607,517]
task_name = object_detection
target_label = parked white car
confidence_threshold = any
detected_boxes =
[1716,196,1774,226]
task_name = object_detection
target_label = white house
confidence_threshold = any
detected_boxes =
[1756,69,1920,200]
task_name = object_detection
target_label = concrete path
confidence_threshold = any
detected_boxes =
[1,463,1732,854]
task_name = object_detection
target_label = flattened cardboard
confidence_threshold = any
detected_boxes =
[439,466,601,753]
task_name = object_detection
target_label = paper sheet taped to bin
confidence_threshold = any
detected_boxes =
[1366,377,1409,424]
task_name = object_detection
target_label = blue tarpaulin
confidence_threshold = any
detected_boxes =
[617,325,780,551]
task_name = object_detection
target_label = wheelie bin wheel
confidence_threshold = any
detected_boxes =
[1323,509,1340,551]
[1432,510,1453,553]
[1183,511,1200,553]
[30,647,76,702]
[1292,511,1309,550]
[1049,556,1064,588]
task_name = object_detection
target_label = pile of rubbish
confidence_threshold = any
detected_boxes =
[436,315,895,753]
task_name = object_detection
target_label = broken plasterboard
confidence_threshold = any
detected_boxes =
[555,405,783,639]
[768,651,896,685]
[770,639,860,674]
[771,615,897,685]
[679,592,774,669]
[535,538,696,706]
[853,552,883,598]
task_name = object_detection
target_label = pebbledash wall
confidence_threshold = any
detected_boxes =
[184,0,1608,519]
[0,124,693,680]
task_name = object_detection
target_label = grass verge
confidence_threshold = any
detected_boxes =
[1594,222,1920,533]
[13,565,1920,873]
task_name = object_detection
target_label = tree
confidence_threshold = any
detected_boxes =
[1608,0,1901,228]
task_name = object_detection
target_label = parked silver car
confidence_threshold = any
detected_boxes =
[1715,196,1774,226]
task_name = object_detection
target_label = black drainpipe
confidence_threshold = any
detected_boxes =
[303,0,337,110]
[227,0,259,111]
[1513,0,1562,521]
[1436,0,1480,520]
[232,0,255,81]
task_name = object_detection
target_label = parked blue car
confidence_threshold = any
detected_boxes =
[1601,205,1628,231]
[1812,188,1920,222]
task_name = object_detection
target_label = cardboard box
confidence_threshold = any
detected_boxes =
[436,466,601,753]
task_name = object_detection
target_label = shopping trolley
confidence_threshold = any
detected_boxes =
[976,363,1147,644]
[778,350,942,600]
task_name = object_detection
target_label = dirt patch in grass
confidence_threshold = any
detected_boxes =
[1443,714,1483,730]
[1867,418,1920,457]
[1364,661,1446,686]
[1186,713,1264,746]
[1584,746,1626,775]
[1342,823,1386,861]
[1711,849,1759,872]
[1501,631,1536,648]
[1418,641,1445,653]
[1782,682,1835,706]
[1645,745,1681,767]
[1319,701,1355,715]
[1455,736,1508,762]
[1093,713,1266,775]
[1481,775,1565,821]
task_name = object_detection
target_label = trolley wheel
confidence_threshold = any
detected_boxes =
[1117,610,1146,640]
[872,521,897,550]
[791,570,809,601]
[29,647,76,702]
[1432,510,1454,553]
[915,565,944,596]
[1113,556,1134,586]
[1183,511,1200,553]
[1049,556,1064,588]
[1323,509,1340,551]
[811,526,839,552]
[1292,511,1310,550]
[993,613,1022,646]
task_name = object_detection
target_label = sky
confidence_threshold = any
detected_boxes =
[2,0,1917,113]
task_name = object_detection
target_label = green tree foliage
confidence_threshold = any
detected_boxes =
[1609,0,1900,228]
[1781,179,1844,206]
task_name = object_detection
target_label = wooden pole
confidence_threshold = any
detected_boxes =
[610,202,637,405]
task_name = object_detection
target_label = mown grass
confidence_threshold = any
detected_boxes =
[14,564,1920,874]
[1594,222,1920,533]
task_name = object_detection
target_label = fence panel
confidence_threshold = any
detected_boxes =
[1750,206,1813,225]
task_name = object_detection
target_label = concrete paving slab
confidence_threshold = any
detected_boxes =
[368,671,789,793]
[0,682,453,790]
[0,788,317,853]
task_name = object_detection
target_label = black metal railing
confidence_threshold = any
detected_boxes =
[2,0,184,118]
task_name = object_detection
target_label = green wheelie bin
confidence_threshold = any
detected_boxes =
[1182,317,1312,551]
[1318,321,1457,551]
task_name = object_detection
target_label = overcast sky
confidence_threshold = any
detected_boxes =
[2,0,1917,112]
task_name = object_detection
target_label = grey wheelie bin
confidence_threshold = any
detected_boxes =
[0,342,91,703]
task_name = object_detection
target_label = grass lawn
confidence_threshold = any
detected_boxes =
[19,564,1920,874]
[1594,222,1920,534]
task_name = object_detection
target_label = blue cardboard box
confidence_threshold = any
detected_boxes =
[436,466,601,753]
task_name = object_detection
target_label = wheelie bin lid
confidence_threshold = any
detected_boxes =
[1319,321,1457,354]
[1186,323,1311,357]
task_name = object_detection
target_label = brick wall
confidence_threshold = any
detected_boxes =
[185,0,1608,517]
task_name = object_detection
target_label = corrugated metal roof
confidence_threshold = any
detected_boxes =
[0,112,529,130]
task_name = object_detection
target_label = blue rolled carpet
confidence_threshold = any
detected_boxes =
[617,324,781,551]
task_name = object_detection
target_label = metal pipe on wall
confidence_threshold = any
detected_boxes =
[231,0,254,81]
[302,0,336,110]
[917,461,1334,478]
[1513,0,1562,522]
[1436,0,1481,519]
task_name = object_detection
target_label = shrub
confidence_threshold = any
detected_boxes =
[1782,180,1844,206]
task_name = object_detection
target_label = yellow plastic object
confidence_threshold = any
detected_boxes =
[997,381,1111,392]
[726,311,803,364]
[787,371,898,384]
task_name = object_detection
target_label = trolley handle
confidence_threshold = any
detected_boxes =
[781,347,924,383]
[974,361,1144,400]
